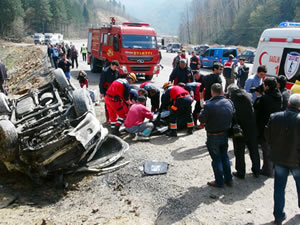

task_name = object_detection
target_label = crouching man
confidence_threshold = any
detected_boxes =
[124,96,154,141]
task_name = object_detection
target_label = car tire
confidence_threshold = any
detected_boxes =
[0,120,18,162]
[0,93,11,115]
[145,75,153,81]
[54,68,70,91]
[90,57,98,73]
[72,89,95,117]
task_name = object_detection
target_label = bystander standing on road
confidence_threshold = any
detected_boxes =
[57,53,72,80]
[227,84,260,179]
[189,51,201,73]
[276,75,290,110]
[169,59,194,85]
[71,45,79,69]
[172,51,182,68]
[124,96,154,141]
[245,65,267,102]
[199,83,234,188]
[81,44,87,62]
[0,60,8,95]
[223,54,236,92]
[265,94,300,225]
[254,77,282,177]
[51,44,60,69]
[200,62,223,101]
[236,57,249,89]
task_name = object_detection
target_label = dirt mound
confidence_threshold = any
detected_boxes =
[0,42,49,95]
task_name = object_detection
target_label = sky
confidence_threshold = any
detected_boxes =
[120,0,191,35]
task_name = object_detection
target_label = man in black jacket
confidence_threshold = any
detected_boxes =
[199,83,234,188]
[265,94,300,225]
[200,62,223,101]
[237,57,249,89]
[254,77,282,177]
[169,59,194,85]
[0,61,8,95]
[227,84,260,179]
[276,75,290,111]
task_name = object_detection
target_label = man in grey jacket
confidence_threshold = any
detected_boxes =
[265,94,300,225]
[0,60,8,95]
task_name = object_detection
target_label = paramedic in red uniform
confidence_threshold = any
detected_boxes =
[185,82,205,129]
[169,59,194,85]
[104,73,136,136]
[99,60,120,122]
[140,81,160,112]
[161,85,194,137]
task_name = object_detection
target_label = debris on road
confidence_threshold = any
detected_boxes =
[143,161,169,175]
[0,69,129,185]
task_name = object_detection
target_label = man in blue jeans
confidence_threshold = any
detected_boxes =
[199,83,234,188]
[265,94,300,225]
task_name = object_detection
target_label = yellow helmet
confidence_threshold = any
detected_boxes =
[127,73,136,82]
[162,82,172,89]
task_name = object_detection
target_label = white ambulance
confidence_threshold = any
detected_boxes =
[252,22,300,89]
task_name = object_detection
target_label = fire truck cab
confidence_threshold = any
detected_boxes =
[252,22,300,89]
[87,20,160,80]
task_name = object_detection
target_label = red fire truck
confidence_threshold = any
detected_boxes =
[87,19,160,80]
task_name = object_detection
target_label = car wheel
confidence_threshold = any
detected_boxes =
[145,75,153,81]
[54,68,70,91]
[0,120,18,162]
[0,93,11,115]
[72,89,95,117]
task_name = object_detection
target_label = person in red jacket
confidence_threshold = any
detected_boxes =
[104,73,136,136]
[161,85,194,136]
[124,96,154,141]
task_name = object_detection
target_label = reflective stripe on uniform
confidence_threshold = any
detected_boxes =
[187,122,195,128]
[169,123,177,129]
[171,105,178,111]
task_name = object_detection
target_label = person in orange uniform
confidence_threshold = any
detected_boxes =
[104,73,136,136]
[161,85,194,137]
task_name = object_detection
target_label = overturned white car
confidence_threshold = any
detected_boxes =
[0,69,129,185]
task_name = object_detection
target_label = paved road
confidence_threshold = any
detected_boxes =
[69,39,253,95]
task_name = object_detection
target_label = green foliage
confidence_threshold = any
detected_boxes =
[184,0,300,47]
[0,0,128,39]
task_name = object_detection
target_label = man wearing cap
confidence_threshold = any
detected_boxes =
[223,54,236,92]
[99,60,120,122]
[161,85,194,136]
[265,94,300,225]
[237,57,249,89]
[104,73,136,136]
[0,60,8,95]
[124,96,154,141]
[140,81,160,112]
[169,59,194,85]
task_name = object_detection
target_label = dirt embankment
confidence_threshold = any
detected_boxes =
[0,41,49,95]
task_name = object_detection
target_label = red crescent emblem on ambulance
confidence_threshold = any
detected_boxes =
[259,52,268,65]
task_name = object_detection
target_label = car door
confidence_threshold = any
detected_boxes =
[201,49,210,67]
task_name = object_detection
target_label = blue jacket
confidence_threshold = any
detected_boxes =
[199,96,234,133]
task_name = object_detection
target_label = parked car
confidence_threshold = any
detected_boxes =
[0,69,129,185]
[196,45,209,56]
[200,47,238,67]
[166,43,181,53]
[188,46,199,55]
[33,33,45,45]
[238,49,256,63]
